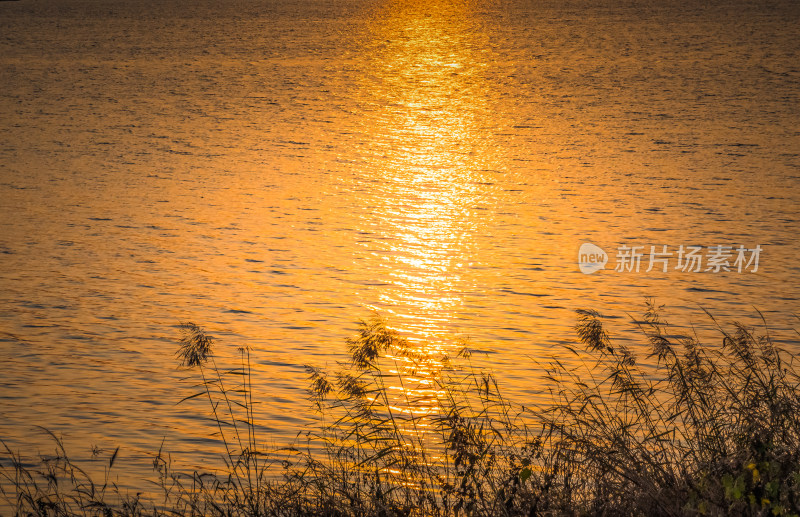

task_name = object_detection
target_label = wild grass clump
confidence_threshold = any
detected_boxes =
[0,429,146,516]
[2,303,799,516]
[271,317,544,517]
[538,303,800,516]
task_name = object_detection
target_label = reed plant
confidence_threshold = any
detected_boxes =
[0,428,144,516]
[2,303,799,516]
[536,302,800,516]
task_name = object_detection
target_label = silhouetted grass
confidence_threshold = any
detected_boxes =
[2,303,800,516]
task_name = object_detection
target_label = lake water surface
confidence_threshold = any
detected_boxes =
[1,0,798,498]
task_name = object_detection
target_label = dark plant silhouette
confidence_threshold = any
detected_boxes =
[2,304,799,516]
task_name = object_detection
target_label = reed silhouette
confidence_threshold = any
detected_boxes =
[3,302,800,516]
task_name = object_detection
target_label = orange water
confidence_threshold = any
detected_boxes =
[0,0,798,499]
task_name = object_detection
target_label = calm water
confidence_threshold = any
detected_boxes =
[1,0,798,497]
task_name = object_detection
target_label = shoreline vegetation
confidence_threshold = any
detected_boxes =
[3,302,800,516]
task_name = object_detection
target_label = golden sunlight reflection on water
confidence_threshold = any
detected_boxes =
[350,0,507,421]
[357,0,506,343]
[1,0,798,499]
